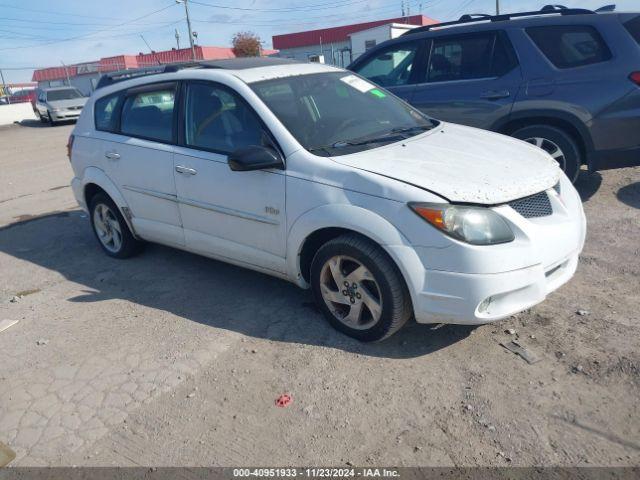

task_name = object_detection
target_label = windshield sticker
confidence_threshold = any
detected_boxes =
[369,89,386,98]
[340,74,375,93]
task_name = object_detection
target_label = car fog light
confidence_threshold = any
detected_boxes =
[478,296,493,314]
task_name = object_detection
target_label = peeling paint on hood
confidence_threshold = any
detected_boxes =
[332,123,562,205]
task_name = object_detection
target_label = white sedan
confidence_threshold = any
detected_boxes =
[69,58,586,341]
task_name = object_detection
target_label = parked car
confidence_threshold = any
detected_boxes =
[34,86,87,125]
[68,58,585,341]
[349,5,640,182]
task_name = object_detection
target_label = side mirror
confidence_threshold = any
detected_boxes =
[228,145,284,172]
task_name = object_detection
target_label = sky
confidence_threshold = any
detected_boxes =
[0,0,637,82]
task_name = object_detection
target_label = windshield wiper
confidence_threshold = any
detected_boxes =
[308,124,432,153]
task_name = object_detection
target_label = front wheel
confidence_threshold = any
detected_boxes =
[89,193,142,259]
[310,234,412,342]
[47,110,55,126]
[512,125,581,182]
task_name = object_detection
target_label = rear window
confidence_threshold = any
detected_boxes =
[120,88,175,143]
[625,16,640,45]
[94,92,122,133]
[526,25,612,69]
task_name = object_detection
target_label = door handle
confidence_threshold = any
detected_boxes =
[105,151,121,160]
[480,90,510,100]
[175,165,197,175]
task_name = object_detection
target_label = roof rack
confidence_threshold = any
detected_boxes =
[95,63,199,89]
[94,57,302,90]
[402,5,595,36]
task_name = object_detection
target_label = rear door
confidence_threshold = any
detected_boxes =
[350,39,427,103]
[98,82,185,247]
[409,31,522,129]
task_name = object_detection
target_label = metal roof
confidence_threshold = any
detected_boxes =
[272,15,437,50]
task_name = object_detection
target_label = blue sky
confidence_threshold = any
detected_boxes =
[0,0,637,82]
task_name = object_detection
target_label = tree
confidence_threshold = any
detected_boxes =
[232,31,261,57]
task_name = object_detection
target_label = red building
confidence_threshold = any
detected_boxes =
[32,45,277,95]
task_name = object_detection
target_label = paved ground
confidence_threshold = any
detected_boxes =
[0,121,639,467]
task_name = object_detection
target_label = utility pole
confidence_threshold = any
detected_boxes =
[175,28,181,50]
[176,0,196,61]
[61,61,71,86]
[496,0,500,15]
[0,69,10,104]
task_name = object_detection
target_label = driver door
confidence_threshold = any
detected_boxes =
[172,81,287,274]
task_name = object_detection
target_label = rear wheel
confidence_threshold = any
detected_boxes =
[310,233,412,342]
[512,125,581,182]
[89,193,142,259]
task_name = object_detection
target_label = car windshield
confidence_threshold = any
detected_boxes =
[47,89,83,101]
[250,72,437,156]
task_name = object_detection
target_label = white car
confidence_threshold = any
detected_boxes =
[68,58,586,341]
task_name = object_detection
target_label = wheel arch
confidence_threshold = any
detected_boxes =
[81,167,138,238]
[286,205,421,299]
[492,110,594,166]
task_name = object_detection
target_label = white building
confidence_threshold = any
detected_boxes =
[349,23,420,60]
[272,15,437,67]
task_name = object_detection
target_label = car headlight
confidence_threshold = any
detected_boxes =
[409,202,514,245]
[51,108,61,112]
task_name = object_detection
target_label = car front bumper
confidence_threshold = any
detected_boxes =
[388,176,586,325]
[50,109,82,121]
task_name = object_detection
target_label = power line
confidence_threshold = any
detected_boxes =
[0,2,178,51]
[190,0,370,13]
[0,3,125,20]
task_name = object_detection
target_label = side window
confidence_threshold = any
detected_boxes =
[353,43,418,87]
[526,25,612,69]
[95,92,122,132]
[427,33,495,82]
[184,83,264,154]
[120,87,175,143]
[624,16,640,46]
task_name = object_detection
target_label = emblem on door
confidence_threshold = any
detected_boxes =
[265,206,280,215]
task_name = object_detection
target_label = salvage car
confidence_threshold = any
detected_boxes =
[68,58,586,341]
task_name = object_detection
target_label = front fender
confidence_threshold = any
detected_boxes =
[286,204,423,298]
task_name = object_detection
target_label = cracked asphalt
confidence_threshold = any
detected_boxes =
[0,121,639,467]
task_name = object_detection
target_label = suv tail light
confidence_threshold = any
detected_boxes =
[66,134,75,161]
[630,72,640,86]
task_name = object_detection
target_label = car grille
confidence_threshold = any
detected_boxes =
[508,191,552,218]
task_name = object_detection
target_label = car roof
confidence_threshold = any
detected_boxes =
[95,57,342,91]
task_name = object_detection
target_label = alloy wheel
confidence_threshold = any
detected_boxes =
[524,137,566,171]
[319,255,383,330]
[92,203,123,253]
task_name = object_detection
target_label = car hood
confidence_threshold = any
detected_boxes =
[48,98,87,109]
[331,123,562,204]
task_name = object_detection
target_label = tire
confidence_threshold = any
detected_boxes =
[89,193,142,259]
[47,110,55,126]
[37,110,47,123]
[310,233,412,342]
[511,125,581,183]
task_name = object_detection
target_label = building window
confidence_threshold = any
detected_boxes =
[365,40,377,50]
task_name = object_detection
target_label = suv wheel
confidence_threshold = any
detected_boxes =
[89,193,142,259]
[512,125,581,182]
[310,234,412,342]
